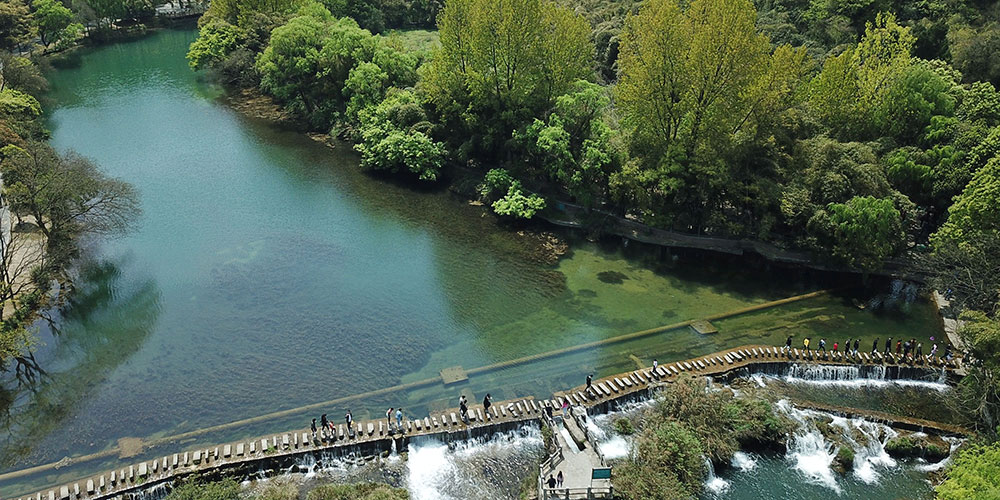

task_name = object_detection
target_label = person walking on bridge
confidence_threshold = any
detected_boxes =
[916,342,923,357]
[853,339,859,355]
[818,338,826,353]
[586,374,593,394]
[872,338,879,354]
[896,340,902,355]
[345,410,352,427]
[803,337,810,351]
[459,397,469,422]
[483,393,492,416]
[651,359,658,378]
[833,341,838,352]
[321,414,329,438]
[386,408,394,429]
[311,419,318,440]
[885,337,893,355]
[395,408,404,431]
[557,471,564,488]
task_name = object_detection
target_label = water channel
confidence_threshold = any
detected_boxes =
[0,26,946,498]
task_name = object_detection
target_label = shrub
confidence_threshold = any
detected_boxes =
[306,483,408,500]
[614,418,635,436]
[166,478,241,500]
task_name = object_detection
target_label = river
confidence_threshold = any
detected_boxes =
[0,27,945,497]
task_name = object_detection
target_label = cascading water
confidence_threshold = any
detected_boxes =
[830,415,897,484]
[770,364,950,391]
[778,400,842,493]
[775,399,913,493]
[704,457,730,494]
[405,426,543,500]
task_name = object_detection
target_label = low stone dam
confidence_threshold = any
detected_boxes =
[12,345,962,500]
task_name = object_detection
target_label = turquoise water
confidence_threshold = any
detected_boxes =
[0,28,943,497]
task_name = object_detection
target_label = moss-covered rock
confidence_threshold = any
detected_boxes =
[885,433,950,461]
[833,446,855,474]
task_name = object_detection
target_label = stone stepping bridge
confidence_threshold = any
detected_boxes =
[17,345,962,500]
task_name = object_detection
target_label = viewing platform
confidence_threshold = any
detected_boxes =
[11,344,962,500]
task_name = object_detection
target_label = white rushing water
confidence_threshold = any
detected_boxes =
[406,427,543,500]
[705,457,731,494]
[730,451,758,472]
[775,399,915,493]
[778,365,950,391]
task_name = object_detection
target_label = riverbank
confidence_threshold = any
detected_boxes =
[213,84,916,280]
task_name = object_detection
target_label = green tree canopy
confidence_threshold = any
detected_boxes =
[932,156,1000,252]
[32,0,74,48]
[613,0,807,231]
[424,0,594,155]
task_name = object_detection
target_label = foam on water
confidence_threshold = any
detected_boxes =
[730,451,757,472]
[405,427,543,500]
[778,400,842,493]
[778,365,950,392]
[705,457,730,494]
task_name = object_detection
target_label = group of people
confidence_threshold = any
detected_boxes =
[311,410,355,441]
[309,393,498,442]
[783,335,953,360]
[545,471,565,490]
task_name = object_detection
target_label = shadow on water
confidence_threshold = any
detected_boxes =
[0,255,161,468]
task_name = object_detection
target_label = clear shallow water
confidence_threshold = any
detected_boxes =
[0,27,942,496]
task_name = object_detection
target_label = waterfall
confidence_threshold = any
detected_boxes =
[737,363,952,391]
[779,400,842,493]
[776,399,916,492]
[704,456,730,494]
[829,416,897,484]
[405,426,543,500]
[730,451,757,472]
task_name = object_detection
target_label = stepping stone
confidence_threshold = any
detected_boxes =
[598,383,610,396]
[670,365,680,374]
[302,433,309,446]
[425,417,432,428]
[173,454,179,467]
[151,459,158,473]
[283,434,290,448]
[635,371,647,383]
[724,355,733,364]
[491,407,499,418]
[74,484,79,497]
[441,414,449,425]
[621,377,633,387]
[100,476,106,490]
[576,392,587,402]
[451,412,459,425]
[236,443,244,456]
[415,419,423,430]
[629,373,641,384]
[192,451,200,464]
[477,408,485,421]
[379,421,384,435]
[367,423,375,435]
[128,466,134,480]
[59,486,68,500]
[137,462,147,477]
[87,480,94,494]
[432,417,439,427]
[530,400,539,411]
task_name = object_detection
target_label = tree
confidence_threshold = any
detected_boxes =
[808,12,919,140]
[923,233,1000,315]
[0,142,141,249]
[809,195,905,272]
[32,0,74,48]
[937,442,1000,500]
[947,22,1000,86]
[932,156,1000,252]
[0,0,36,52]
[949,311,1000,436]
[186,18,240,71]
[514,80,620,206]
[614,0,806,231]
[355,89,445,181]
[423,0,593,154]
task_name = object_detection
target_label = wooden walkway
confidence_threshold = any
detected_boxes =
[13,345,962,500]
